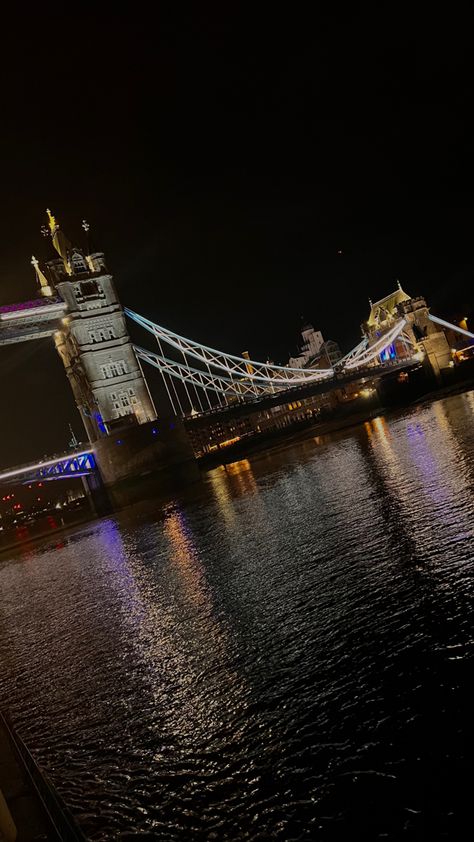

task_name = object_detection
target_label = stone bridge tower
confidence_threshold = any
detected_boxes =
[362,282,452,379]
[396,295,452,378]
[32,212,196,499]
[37,211,157,442]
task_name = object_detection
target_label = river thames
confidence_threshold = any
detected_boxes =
[1,392,473,840]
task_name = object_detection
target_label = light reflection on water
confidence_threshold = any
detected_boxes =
[0,392,473,840]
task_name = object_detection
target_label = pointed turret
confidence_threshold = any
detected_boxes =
[31,255,54,297]
[47,209,73,275]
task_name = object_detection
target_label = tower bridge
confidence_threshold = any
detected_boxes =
[0,211,472,496]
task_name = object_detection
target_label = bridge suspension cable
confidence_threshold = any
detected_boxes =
[428,314,474,340]
[343,319,407,369]
[125,309,334,385]
[133,345,271,399]
[127,309,416,417]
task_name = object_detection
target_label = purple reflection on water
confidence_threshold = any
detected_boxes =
[405,420,450,509]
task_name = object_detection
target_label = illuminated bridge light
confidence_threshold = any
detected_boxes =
[0,451,97,485]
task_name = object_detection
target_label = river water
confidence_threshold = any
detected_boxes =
[1,393,473,840]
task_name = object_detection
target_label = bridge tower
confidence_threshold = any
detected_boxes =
[397,295,452,378]
[363,283,452,379]
[31,212,197,500]
[39,211,157,442]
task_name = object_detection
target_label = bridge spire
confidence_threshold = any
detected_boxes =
[46,209,73,275]
[31,255,54,297]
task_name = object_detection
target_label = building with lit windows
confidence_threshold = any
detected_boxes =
[288,323,342,370]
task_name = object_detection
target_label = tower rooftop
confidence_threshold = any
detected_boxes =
[366,285,411,327]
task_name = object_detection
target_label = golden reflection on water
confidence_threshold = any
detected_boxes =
[207,458,259,525]
[163,506,214,611]
[368,415,400,469]
[224,458,258,488]
[208,465,237,527]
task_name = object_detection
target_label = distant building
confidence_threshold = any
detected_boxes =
[288,323,341,369]
[315,339,343,368]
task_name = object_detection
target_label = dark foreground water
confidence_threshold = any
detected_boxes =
[1,393,473,840]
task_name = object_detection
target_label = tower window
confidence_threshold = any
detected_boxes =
[100,360,127,379]
[98,327,115,341]
[88,326,115,343]
[72,256,88,274]
[80,280,99,297]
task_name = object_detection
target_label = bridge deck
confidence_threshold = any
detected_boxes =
[0,298,66,346]
[0,451,96,485]
[184,358,420,425]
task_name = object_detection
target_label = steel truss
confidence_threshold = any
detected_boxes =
[127,309,414,416]
[134,345,267,398]
[0,452,97,485]
[126,309,334,385]
[344,319,407,369]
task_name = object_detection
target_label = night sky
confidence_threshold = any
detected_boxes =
[0,12,473,465]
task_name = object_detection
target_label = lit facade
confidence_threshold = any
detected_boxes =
[362,282,452,375]
[288,323,341,370]
[37,214,157,443]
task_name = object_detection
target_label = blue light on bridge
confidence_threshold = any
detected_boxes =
[94,412,107,434]
[0,451,97,485]
[380,343,396,363]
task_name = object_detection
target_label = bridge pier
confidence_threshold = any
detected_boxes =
[398,296,452,381]
[81,471,112,517]
[92,417,200,508]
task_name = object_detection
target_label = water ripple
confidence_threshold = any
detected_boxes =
[1,393,473,840]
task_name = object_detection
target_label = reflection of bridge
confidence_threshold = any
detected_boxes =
[0,211,473,492]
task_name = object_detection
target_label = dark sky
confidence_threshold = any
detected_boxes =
[0,11,473,464]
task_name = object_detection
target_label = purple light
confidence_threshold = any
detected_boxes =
[0,298,60,314]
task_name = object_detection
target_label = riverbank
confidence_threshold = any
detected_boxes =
[197,373,474,469]
[0,710,85,840]
[1,377,473,559]
[0,510,95,559]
